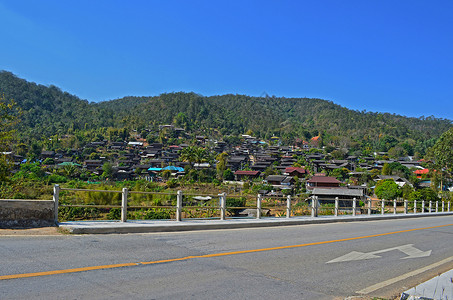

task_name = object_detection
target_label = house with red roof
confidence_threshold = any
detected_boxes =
[414,168,429,179]
[306,176,341,190]
[285,167,309,177]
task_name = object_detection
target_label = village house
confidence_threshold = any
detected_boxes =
[306,175,341,190]
[265,175,295,187]
[311,187,365,208]
[414,168,429,179]
[226,156,249,171]
[41,151,55,159]
[234,170,261,181]
[375,175,413,187]
[84,160,103,171]
[285,167,309,178]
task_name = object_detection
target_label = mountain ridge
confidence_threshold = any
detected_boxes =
[1,70,451,156]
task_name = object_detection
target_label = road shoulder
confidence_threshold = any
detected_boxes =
[0,227,62,236]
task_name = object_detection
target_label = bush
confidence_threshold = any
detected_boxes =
[409,188,439,201]
[166,178,179,188]
[223,169,234,180]
[226,197,246,215]
[47,174,68,184]
[375,179,401,200]
[133,208,171,220]
[162,170,172,180]
[107,208,121,220]
[59,206,100,221]
[243,181,250,190]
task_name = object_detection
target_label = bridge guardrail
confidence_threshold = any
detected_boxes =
[52,185,452,223]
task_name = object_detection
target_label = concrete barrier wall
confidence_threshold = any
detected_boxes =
[0,199,55,228]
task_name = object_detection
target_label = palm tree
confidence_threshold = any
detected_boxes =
[179,146,212,166]
[62,164,78,179]
[179,146,196,166]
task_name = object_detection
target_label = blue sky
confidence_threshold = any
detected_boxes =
[1,0,452,120]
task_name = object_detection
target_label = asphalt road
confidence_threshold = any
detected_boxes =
[1,216,453,299]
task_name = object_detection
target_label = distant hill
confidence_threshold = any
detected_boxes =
[0,71,112,138]
[1,71,451,155]
[97,92,452,152]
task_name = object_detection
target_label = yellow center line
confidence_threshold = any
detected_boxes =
[2,223,452,281]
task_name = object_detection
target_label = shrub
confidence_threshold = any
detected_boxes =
[133,208,171,220]
[166,178,179,188]
[226,197,246,215]
[59,206,100,221]
[47,174,68,184]
[107,208,121,220]
[375,179,401,200]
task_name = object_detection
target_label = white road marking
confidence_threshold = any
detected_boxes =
[356,255,453,294]
[327,244,431,263]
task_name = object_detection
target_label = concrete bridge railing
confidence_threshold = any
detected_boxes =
[0,199,55,228]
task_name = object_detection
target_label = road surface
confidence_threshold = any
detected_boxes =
[1,215,453,299]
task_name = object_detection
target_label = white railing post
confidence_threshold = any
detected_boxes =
[436,201,439,212]
[442,201,445,212]
[368,198,371,216]
[393,199,397,214]
[256,194,262,219]
[352,198,356,216]
[311,196,318,217]
[404,200,408,214]
[121,188,128,222]
[429,201,432,213]
[219,193,226,220]
[286,195,291,218]
[414,200,417,214]
[335,197,339,217]
[176,190,183,221]
[53,184,60,224]
[422,200,425,213]
[381,199,385,215]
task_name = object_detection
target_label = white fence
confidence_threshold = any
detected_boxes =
[53,185,452,223]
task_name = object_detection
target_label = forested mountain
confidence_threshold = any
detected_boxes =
[102,92,451,140]
[0,71,115,140]
[1,71,451,155]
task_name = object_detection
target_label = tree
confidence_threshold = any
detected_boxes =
[179,146,196,165]
[0,95,20,181]
[330,167,349,181]
[223,169,234,181]
[331,149,346,160]
[179,146,210,166]
[409,188,439,202]
[388,146,407,159]
[193,147,211,165]
[375,179,401,200]
[102,162,113,179]
[161,170,172,180]
[173,112,189,129]
[28,142,42,162]
[216,152,228,179]
[62,164,78,179]
[401,184,414,200]
[381,163,391,175]
[428,127,453,191]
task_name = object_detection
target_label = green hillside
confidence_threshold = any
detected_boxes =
[97,92,452,154]
[0,71,111,139]
[1,71,451,155]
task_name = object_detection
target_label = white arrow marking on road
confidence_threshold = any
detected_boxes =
[327,244,431,264]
